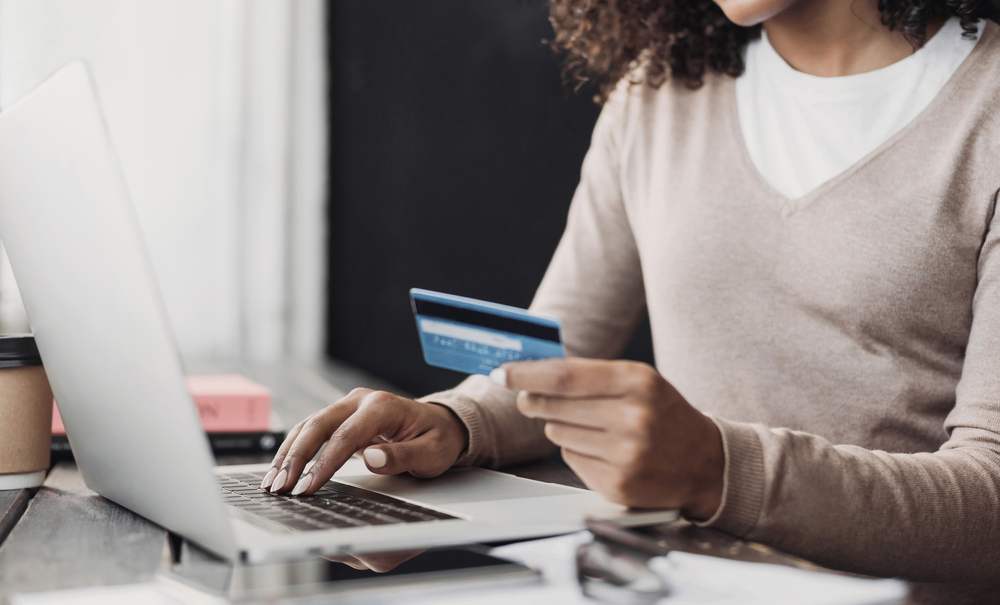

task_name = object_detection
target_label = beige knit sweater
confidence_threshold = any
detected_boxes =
[423,20,1000,600]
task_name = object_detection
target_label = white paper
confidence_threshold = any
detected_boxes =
[401,532,907,605]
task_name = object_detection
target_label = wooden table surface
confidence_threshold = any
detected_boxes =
[0,357,835,604]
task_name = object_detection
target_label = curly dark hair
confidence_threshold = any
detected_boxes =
[548,0,999,102]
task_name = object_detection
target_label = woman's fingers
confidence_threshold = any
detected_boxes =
[541,421,613,461]
[498,358,658,398]
[361,430,452,478]
[561,447,633,506]
[262,419,307,489]
[269,389,370,493]
[515,391,615,428]
[260,404,320,489]
[293,391,415,493]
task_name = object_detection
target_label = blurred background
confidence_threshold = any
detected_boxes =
[0,0,652,398]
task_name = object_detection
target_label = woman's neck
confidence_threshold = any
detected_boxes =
[763,1,946,77]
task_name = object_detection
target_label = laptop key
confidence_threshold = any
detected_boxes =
[377,509,437,523]
[283,518,323,531]
[311,510,365,528]
[310,501,373,519]
[220,474,457,532]
[241,505,272,513]
[301,510,357,527]
[352,511,400,526]
[298,509,328,520]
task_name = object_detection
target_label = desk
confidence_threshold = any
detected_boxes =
[0,358,847,604]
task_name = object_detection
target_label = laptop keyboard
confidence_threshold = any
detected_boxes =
[219,473,457,532]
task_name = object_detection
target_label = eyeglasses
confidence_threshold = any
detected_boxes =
[576,518,673,604]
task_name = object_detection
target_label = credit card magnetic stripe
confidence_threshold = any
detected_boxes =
[410,289,564,376]
[411,298,560,343]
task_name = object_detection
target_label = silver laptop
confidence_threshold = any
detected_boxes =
[0,62,676,563]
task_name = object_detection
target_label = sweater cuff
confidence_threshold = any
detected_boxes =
[418,390,491,468]
[694,415,766,538]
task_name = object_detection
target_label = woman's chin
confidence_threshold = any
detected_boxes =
[713,0,798,27]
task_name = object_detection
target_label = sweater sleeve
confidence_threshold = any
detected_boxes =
[699,200,1000,582]
[421,85,647,469]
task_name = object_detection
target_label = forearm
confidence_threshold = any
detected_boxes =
[703,418,1000,581]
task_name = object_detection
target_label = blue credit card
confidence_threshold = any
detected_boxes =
[410,288,565,376]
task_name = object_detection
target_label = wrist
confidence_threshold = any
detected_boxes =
[681,413,725,521]
[424,401,470,465]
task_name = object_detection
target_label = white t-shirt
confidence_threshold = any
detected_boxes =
[737,17,979,200]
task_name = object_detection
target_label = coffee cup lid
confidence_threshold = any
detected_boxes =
[0,334,43,368]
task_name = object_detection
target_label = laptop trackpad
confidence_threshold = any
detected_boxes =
[334,468,579,505]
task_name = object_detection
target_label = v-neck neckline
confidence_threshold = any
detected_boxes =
[725,20,996,218]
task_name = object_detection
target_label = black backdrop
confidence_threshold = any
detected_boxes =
[325,0,653,396]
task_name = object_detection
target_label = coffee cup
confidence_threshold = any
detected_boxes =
[0,334,52,489]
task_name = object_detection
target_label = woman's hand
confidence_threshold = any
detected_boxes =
[261,389,468,495]
[495,358,724,521]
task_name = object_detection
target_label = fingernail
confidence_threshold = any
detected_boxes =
[364,448,387,469]
[270,468,289,492]
[489,367,507,387]
[291,472,313,496]
[260,467,278,490]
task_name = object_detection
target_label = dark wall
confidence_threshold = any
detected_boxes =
[326,0,653,396]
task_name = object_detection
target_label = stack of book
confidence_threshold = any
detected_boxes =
[51,374,285,460]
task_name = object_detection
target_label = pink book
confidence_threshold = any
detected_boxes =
[52,374,272,435]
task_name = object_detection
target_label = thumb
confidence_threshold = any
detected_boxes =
[362,439,449,478]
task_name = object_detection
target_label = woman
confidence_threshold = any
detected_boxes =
[265,0,1000,600]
